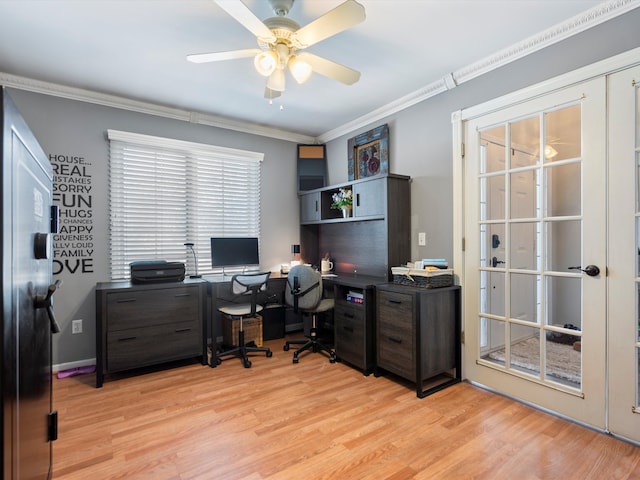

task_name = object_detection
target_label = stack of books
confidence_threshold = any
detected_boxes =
[346,290,364,304]
[415,258,449,269]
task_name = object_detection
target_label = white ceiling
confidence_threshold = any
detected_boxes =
[0,0,631,141]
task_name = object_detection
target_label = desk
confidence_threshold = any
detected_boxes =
[203,273,288,367]
[204,272,383,370]
[324,274,385,375]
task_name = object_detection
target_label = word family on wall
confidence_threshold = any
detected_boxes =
[50,153,94,275]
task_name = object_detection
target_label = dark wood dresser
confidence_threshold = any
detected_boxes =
[95,279,207,387]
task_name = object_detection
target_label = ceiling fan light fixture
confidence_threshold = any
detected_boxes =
[288,55,312,84]
[254,50,278,76]
[267,68,286,92]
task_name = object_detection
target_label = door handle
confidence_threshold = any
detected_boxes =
[492,256,505,268]
[34,280,63,334]
[568,265,600,277]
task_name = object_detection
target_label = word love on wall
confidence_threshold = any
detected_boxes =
[49,154,94,275]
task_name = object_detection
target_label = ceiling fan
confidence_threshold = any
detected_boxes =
[187,0,366,100]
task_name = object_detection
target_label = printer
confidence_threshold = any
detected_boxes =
[130,260,185,284]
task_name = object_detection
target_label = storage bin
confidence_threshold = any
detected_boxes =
[223,314,263,347]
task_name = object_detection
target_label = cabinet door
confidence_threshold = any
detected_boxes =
[334,302,366,369]
[300,192,320,223]
[377,290,415,379]
[353,178,385,217]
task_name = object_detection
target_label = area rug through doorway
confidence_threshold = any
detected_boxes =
[485,336,581,385]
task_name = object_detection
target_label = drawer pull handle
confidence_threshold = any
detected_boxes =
[174,293,190,298]
[344,312,355,319]
[175,328,192,333]
[343,325,354,333]
[388,336,402,344]
[387,300,402,305]
[118,336,137,342]
[116,298,137,303]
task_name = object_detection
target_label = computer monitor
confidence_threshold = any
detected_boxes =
[210,237,259,270]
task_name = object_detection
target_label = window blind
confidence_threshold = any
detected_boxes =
[108,130,262,280]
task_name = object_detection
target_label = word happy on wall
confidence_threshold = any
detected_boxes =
[50,154,94,275]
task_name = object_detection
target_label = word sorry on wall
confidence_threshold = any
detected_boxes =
[50,153,94,275]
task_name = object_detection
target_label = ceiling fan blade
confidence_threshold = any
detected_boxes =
[187,48,262,63]
[291,0,365,49]
[298,52,360,85]
[214,0,276,43]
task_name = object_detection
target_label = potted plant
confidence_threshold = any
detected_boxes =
[331,188,353,218]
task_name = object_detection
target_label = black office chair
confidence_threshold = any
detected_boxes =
[284,264,336,364]
[218,272,273,368]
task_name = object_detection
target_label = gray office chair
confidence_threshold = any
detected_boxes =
[284,264,336,364]
[218,272,273,368]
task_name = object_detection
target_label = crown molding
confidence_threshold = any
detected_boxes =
[319,0,640,142]
[0,73,315,144]
[1,0,637,145]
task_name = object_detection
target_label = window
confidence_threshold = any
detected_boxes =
[108,130,262,280]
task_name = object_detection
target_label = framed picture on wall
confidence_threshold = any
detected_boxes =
[347,124,389,180]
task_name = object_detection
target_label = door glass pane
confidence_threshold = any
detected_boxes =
[546,163,581,217]
[510,116,540,167]
[480,126,506,173]
[546,220,581,272]
[510,273,540,323]
[545,334,581,389]
[480,175,505,221]
[480,223,505,268]
[510,169,539,219]
[480,271,505,317]
[510,324,540,376]
[545,104,581,162]
[637,349,640,405]
[636,93,640,147]
[510,222,540,270]
[546,276,581,330]
[480,317,506,365]
[637,284,640,342]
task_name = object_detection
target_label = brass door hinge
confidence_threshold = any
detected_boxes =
[461,331,465,344]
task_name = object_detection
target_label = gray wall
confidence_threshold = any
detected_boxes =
[326,7,640,266]
[8,90,300,368]
[8,7,640,368]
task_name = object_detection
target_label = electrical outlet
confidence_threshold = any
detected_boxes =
[418,232,426,246]
[71,319,83,334]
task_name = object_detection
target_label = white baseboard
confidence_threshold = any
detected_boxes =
[54,358,96,373]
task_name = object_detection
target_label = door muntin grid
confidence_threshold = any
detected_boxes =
[478,104,584,391]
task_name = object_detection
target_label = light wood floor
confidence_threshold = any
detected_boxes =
[53,337,640,480]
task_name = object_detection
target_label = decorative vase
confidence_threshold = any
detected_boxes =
[342,206,352,218]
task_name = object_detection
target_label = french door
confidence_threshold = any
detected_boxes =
[460,63,640,442]
[608,65,640,442]
[462,77,608,429]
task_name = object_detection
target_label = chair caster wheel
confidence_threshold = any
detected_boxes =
[244,360,252,368]
[329,355,336,363]
[266,350,273,358]
[283,344,290,351]
[292,356,299,364]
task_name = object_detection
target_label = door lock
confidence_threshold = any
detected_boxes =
[492,256,505,268]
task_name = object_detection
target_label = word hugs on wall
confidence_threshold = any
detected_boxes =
[49,153,94,275]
